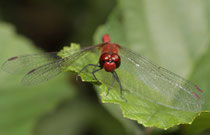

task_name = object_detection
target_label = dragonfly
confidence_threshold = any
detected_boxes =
[1,34,204,112]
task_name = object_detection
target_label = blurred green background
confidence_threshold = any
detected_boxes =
[0,0,209,135]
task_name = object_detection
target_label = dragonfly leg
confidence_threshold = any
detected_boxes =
[92,62,100,72]
[91,68,102,84]
[76,64,99,80]
[114,71,127,102]
[106,72,116,96]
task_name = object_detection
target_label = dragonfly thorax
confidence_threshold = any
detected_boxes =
[99,53,121,72]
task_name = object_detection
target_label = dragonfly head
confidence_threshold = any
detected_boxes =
[99,53,121,72]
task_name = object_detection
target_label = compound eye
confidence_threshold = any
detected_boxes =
[111,54,121,68]
[99,53,111,68]
[104,62,116,72]
[100,53,111,61]
[111,54,120,62]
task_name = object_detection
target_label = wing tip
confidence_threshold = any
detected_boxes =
[1,56,19,73]
[27,69,36,75]
[194,85,203,93]
[192,92,200,100]
[8,56,18,61]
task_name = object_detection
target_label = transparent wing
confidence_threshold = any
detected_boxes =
[119,46,204,112]
[1,52,61,74]
[21,58,64,85]
[1,47,86,74]
[2,44,103,85]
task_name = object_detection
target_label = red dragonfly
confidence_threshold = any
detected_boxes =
[2,34,204,112]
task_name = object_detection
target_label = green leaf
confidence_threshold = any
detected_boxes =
[0,22,75,135]
[61,35,204,129]
[95,0,209,129]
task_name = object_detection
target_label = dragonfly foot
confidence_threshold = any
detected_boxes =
[76,74,80,81]
[120,95,127,102]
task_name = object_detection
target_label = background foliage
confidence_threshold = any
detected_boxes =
[0,0,209,135]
